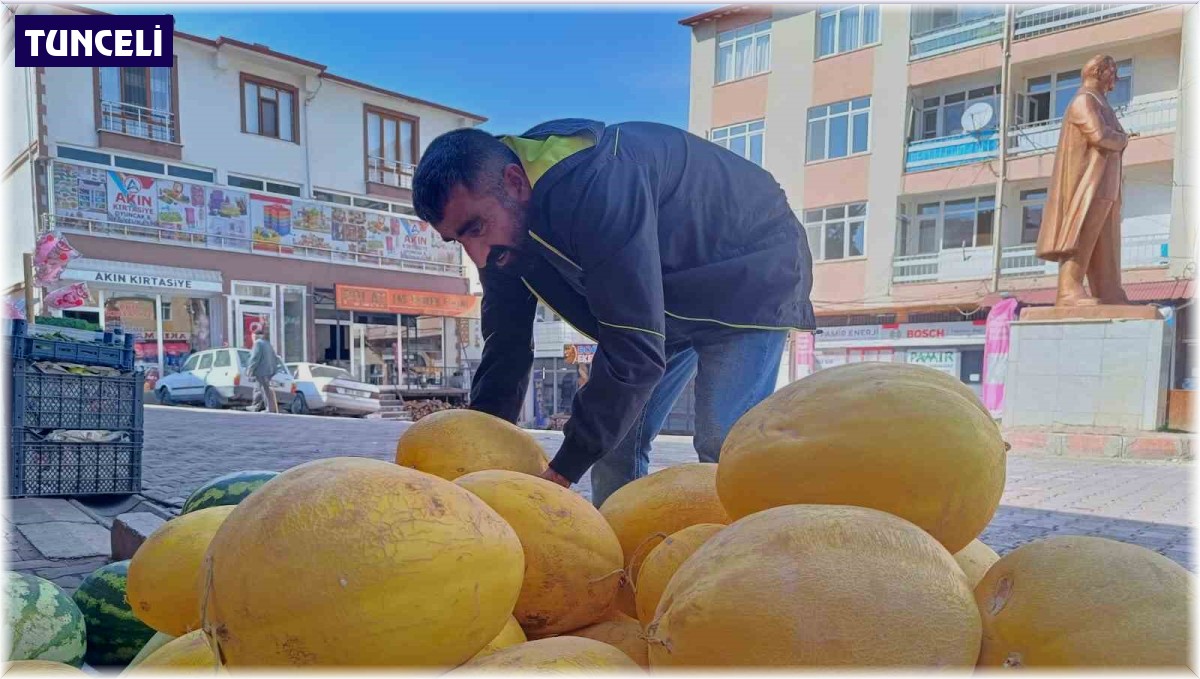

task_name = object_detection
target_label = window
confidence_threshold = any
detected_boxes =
[266,182,301,197]
[313,190,353,206]
[392,204,418,216]
[354,197,391,211]
[237,350,251,368]
[916,85,998,140]
[228,175,264,191]
[1022,61,1130,123]
[804,202,867,261]
[716,21,771,83]
[114,155,164,175]
[710,120,765,166]
[817,5,880,58]
[366,106,419,184]
[198,353,213,370]
[57,147,111,165]
[161,301,172,322]
[98,66,175,141]
[182,354,200,372]
[1020,189,1047,244]
[214,350,231,368]
[910,5,1002,36]
[902,196,994,253]
[807,97,870,162]
[241,74,298,142]
[167,165,215,183]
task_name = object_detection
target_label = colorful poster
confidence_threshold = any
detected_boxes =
[360,211,390,258]
[329,206,368,262]
[156,180,207,241]
[241,312,269,349]
[981,297,1019,418]
[206,188,250,249]
[52,162,107,225]
[291,203,334,254]
[250,193,295,253]
[397,217,432,261]
[106,171,158,233]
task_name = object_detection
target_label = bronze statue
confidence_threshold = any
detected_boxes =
[1035,54,1143,311]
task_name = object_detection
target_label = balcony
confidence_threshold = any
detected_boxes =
[1013,4,1156,40]
[100,100,176,143]
[368,157,416,190]
[1008,94,1178,157]
[42,215,465,277]
[894,232,1170,283]
[909,13,1004,60]
[906,129,999,173]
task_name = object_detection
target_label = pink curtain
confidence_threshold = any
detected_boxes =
[981,298,1019,417]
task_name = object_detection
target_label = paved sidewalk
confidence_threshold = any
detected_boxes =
[8,405,1193,595]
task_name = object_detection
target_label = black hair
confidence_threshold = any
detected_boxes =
[412,128,521,225]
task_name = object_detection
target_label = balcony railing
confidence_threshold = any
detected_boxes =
[100,100,175,143]
[1008,94,1178,157]
[41,215,466,277]
[367,157,416,189]
[1014,4,1156,40]
[895,232,1170,282]
[909,13,1004,60]
[906,128,1000,173]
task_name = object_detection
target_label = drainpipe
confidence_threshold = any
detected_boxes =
[303,75,322,198]
[990,4,1015,293]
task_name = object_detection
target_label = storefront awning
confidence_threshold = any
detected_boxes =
[980,279,1195,307]
[62,258,224,294]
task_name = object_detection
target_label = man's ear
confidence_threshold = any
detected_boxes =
[503,163,532,202]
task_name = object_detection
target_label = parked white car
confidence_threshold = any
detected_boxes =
[156,348,293,410]
[285,362,381,417]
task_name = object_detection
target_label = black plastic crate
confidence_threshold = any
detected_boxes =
[8,319,135,372]
[9,431,142,497]
[10,366,144,431]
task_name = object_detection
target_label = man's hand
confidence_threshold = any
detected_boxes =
[540,467,571,488]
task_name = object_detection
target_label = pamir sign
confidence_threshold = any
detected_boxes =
[16,14,173,67]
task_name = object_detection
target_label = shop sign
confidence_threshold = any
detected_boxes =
[816,325,882,342]
[335,284,480,318]
[899,321,986,340]
[564,344,596,365]
[65,267,223,293]
[907,350,958,375]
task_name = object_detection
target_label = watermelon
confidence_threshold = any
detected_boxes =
[5,572,86,667]
[180,470,278,514]
[71,561,155,666]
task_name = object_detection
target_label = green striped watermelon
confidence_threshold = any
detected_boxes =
[180,470,278,514]
[71,560,155,666]
[6,572,86,667]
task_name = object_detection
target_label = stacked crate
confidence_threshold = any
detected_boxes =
[6,319,143,497]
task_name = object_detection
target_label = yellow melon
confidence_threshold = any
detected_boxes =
[975,536,1191,667]
[201,457,525,667]
[126,505,235,636]
[954,539,999,590]
[452,637,642,672]
[470,617,527,661]
[609,577,638,619]
[718,362,1006,553]
[396,409,549,480]
[646,505,981,667]
[122,630,215,673]
[3,661,86,676]
[634,523,724,628]
[598,464,729,585]
[567,611,649,668]
[455,470,623,637]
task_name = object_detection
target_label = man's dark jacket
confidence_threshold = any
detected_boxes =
[469,119,815,483]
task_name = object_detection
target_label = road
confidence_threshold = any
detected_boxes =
[136,405,1194,570]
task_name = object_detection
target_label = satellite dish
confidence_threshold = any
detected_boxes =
[962,101,995,133]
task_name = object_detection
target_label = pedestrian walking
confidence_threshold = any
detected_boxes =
[247,329,283,414]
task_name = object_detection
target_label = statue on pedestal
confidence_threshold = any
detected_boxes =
[1029,54,1155,320]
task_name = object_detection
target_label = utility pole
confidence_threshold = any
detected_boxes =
[990,4,1016,293]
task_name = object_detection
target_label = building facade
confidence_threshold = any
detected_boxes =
[3,4,486,397]
[682,3,1196,399]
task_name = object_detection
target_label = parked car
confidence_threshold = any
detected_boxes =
[285,362,381,417]
[156,348,294,410]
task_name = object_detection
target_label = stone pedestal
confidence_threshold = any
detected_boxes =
[1003,315,1173,431]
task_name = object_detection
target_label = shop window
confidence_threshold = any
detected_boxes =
[241,74,298,143]
[161,301,172,322]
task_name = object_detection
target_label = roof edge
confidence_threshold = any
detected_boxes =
[679,4,754,27]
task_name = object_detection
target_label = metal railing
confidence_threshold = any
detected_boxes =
[1008,94,1178,157]
[1014,4,1155,40]
[899,232,1170,281]
[906,127,1000,173]
[909,13,1005,60]
[367,157,416,189]
[42,214,467,277]
[100,100,176,143]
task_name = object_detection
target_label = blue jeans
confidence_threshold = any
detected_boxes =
[589,329,789,507]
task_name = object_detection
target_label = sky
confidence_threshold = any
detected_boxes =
[92,4,719,133]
